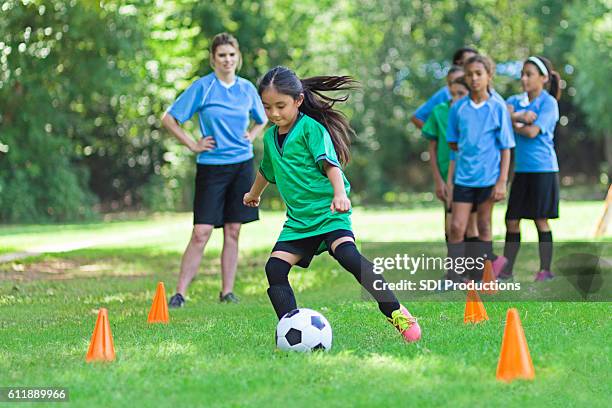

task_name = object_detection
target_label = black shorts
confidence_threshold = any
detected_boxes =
[453,184,493,206]
[193,158,259,227]
[446,201,478,213]
[506,172,559,220]
[272,229,355,268]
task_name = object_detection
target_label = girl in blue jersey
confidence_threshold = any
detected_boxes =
[501,56,562,281]
[446,55,515,282]
[161,33,267,307]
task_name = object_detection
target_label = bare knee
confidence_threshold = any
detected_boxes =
[223,223,241,243]
[506,219,520,233]
[191,225,213,246]
[450,219,468,240]
[535,219,550,232]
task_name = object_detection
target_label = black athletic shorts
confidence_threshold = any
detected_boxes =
[506,172,559,220]
[453,184,494,206]
[272,229,355,268]
[193,158,259,227]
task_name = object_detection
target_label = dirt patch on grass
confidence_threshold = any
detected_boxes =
[0,259,150,281]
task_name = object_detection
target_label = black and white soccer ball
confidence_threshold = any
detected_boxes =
[275,308,332,352]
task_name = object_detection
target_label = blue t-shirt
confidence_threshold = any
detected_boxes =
[414,86,451,122]
[447,94,515,187]
[167,73,266,165]
[506,90,559,172]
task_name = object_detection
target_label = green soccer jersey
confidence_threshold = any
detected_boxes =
[421,101,451,182]
[259,113,352,245]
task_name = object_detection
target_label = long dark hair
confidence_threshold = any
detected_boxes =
[525,56,562,100]
[258,66,358,165]
[452,47,479,65]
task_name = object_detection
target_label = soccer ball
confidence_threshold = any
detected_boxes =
[275,308,332,352]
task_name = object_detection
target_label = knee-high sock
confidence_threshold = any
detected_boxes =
[538,230,553,271]
[332,241,400,318]
[447,241,465,281]
[464,236,480,280]
[503,232,521,273]
[265,257,297,319]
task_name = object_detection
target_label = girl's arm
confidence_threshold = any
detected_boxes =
[245,120,268,142]
[513,124,541,139]
[428,140,447,202]
[446,159,455,209]
[243,172,269,207]
[161,112,215,153]
[324,163,351,213]
[492,149,511,202]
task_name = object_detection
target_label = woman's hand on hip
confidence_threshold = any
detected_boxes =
[190,136,216,153]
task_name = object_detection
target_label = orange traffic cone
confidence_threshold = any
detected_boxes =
[86,308,115,362]
[464,289,488,323]
[481,260,498,295]
[147,282,169,323]
[496,308,535,382]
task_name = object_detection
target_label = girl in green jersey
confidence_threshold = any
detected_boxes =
[244,66,421,342]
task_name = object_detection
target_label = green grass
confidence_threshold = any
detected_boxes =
[0,202,611,407]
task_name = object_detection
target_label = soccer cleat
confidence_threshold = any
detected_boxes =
[534,270,554,282]
[491,255,508,278]
[498,269,514,281]
[168,293,185,308]
[219,292,239,303]
[388,305,421,342]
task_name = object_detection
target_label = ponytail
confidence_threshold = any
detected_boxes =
[259,66,359,165]
[300,76,358,165]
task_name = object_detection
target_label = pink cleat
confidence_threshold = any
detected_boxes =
[535,270,554,281]
[491,255,508,278]
[388,305,421,342]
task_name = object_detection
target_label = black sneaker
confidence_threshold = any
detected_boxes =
[168,293,185,308]
[219,292,239,303]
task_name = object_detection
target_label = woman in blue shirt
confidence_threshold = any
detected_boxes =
[501,56,562,282]
[161,33,267,306]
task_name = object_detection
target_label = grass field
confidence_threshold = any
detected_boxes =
[0,201,610,407]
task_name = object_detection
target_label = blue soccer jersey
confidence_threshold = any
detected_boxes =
[447,93,515,187]
[414,86,451,122]
[167,73,267,165]
[506,90,559,172]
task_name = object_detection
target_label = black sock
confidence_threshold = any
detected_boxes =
[265,257,297,319]
[332,241,400,318]
[464,236,479,279]
[538,230,553,271]
[503,232,521,273]
[447,241,465,281]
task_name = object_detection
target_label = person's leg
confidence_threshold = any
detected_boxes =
[328,237,400,318]
[503,219,521,277]
[475,198,498,279]
[220,222,241,297]
[266,251,302,319]
[448,202,472,281]
[535,218,554,278]
[329,237,420,342]
[176,224,214,295]
[466,211,479,239]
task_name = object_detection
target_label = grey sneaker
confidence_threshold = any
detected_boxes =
[168,293,185,308]
[219,292,239,303]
